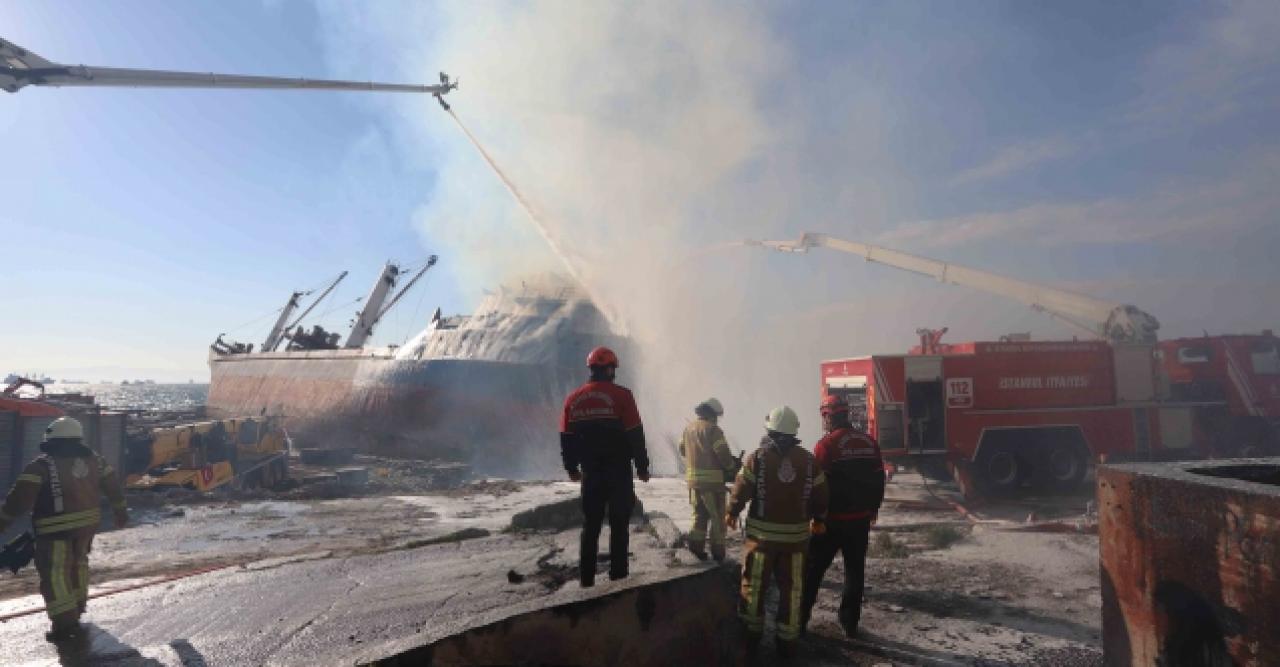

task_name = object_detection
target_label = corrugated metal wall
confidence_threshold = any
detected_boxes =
[0,411,16,487]
[0,411,127,488]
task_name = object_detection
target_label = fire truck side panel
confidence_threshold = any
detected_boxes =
[945,407,1141,463]
[941,342,1115,411]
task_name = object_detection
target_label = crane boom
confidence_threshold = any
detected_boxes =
[744,232,1160,344]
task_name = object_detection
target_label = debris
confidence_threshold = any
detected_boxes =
[888,604,906,613]
[510,497,644,532]
[400,528,490,550]
[506,569,525,584]
[646,512,683,548]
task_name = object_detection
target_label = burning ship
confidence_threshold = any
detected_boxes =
[207,259,624,477]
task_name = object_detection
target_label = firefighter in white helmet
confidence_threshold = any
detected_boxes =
[0,417,127,643]
[726,405,828,659]
[679,398,738,562]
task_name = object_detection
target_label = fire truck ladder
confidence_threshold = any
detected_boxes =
[744,233,1160,344]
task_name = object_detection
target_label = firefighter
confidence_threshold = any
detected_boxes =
[560,346,650,587]
[800,394,886,638]
[726,405,828,659]
[678,397,737,561]
[0,417,128,643]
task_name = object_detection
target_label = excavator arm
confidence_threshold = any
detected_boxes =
[744,232,1160,344]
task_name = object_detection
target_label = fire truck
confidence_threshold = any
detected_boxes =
[746,233,1278,497]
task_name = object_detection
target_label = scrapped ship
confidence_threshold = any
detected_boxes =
[206,260,626,477]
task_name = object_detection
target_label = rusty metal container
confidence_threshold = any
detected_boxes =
[1098,458,1280,665]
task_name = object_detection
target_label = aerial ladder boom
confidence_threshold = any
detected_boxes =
[745,232,1160,344]
[1,37,457,107]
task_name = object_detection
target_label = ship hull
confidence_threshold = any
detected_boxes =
[207,350,578,478]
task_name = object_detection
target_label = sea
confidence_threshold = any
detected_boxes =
[47,383,209,412]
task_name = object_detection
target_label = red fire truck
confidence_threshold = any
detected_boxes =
[747,233,1277,497]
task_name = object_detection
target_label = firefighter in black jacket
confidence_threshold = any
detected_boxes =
[560,346,650,587]
[800,395,886,638]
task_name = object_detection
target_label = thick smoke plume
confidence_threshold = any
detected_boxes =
[316,2,1020,466]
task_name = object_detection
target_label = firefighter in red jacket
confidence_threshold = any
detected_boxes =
[0,417,128,643]
[726,405,828,659]
[800,394,886,638]
[560,346,650,587]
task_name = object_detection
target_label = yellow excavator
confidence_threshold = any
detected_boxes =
[125,417,290,492]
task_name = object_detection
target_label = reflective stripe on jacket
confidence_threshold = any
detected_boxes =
[728,434,829,553]
[679,418,736,489]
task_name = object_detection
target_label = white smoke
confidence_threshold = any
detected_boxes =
[312,2,998,460]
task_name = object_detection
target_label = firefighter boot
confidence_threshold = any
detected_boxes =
[776,638,797,661]
[45,619,83,644]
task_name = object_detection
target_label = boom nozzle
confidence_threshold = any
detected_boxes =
[435,72,458,110]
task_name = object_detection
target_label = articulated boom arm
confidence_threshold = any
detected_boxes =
[745,233,1160,344]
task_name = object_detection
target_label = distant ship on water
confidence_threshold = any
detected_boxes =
[206,259,626,477]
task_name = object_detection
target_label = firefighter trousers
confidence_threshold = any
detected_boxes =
[580,471,635,582]
[739,540,806,645]
[801,518,872,632]
[35,533,94,627]
[686,488,726,559]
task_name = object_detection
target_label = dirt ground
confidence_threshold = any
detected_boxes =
[0,463,1104,665]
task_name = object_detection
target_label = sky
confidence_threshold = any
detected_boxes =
[1,2,1277,442]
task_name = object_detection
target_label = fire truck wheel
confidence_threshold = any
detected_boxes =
[974,446,1022,496]
[1042,443,1087,492]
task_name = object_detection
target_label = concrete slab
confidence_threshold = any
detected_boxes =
[0,504,724,665]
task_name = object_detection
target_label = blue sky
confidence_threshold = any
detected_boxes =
[2,1,1278,388]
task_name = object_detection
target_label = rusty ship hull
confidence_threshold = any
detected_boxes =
[206,279,623,478]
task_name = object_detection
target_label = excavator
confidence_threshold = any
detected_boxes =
[125,417,290,493]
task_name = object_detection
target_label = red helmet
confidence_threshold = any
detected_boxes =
[820,394,850,416]
[586,346,619,368]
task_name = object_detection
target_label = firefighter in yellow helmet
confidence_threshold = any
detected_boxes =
[0,417,128,643]
[726,405,828,660]
[679,398,738,562]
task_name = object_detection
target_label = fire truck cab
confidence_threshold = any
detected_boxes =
[822,339,1221,497]
[1158,331,1280,457]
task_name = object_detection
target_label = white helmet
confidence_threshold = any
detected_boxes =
[700,398,724,416]
[764,406,800,436]
[44,417,83,441]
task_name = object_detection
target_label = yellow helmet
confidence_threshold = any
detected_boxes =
[764,406,799,436]
[44,417,83,441]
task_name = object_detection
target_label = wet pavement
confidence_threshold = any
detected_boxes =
[0,474,1105,665]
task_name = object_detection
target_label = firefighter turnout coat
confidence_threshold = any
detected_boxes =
[728,434,828,642]
[0,438,127,625]
[680,417,736,489]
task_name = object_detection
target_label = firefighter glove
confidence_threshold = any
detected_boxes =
[724,513,739,530]
[810,519,827,536]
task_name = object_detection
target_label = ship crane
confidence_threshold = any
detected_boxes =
[344,256,438,349]
[262,271,349,353]
[0,36,457,108]
[744,232,1161,344]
